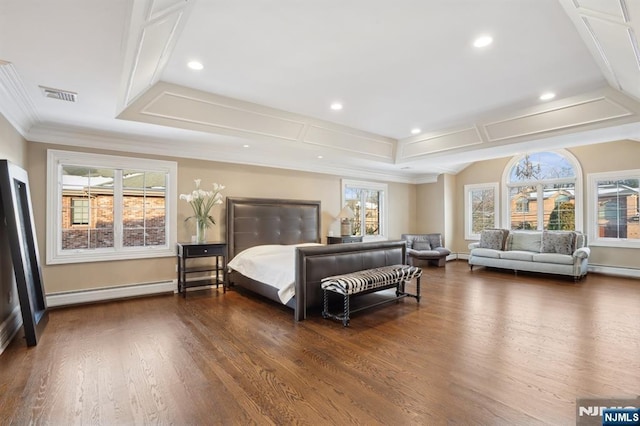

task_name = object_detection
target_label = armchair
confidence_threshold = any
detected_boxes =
[401,233,451,267]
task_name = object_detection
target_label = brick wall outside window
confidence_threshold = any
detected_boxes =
[61,194,165,249]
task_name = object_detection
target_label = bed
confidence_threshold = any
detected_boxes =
[226,197,407,321]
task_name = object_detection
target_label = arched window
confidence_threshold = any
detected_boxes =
[503,150,582,231]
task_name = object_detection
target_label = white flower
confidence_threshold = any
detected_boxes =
[179,179,225,228]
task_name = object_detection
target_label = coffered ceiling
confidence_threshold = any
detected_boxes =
[1,0,639,183]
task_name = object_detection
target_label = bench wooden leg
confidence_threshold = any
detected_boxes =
[322,289,329,319]
[397,277,421,302]
[342,294,350,327]
[323,290,351,326]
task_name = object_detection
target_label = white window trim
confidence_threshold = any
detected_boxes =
[464,182,499,240]
[46,149,177,264]
[587,169,640,248]
[501,149,583,232]
[341,179,388,242]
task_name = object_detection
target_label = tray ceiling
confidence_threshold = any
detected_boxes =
[1,0,640,183]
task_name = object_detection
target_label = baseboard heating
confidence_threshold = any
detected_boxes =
[46,280,176,308]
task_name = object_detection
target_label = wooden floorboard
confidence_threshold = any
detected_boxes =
[0,261,638,425]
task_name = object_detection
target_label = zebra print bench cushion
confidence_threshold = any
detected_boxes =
[321,265,422,296]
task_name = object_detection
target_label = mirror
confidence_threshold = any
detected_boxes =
[0,160,48,346]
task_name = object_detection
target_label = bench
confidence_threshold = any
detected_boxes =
[320,264,422,326]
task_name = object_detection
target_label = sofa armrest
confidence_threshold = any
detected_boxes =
[573,247,590,259]
[468,242,480,250]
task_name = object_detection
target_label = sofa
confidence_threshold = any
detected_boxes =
[401,233,451,267]
[468,229,590,281]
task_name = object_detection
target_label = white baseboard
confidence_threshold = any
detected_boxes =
[0,306,22,355]
[588,265,640,279]
[46,280,176,308]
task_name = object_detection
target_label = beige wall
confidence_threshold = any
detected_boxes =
[416,175,445,233]
[415,173,457,247]
[453,156,510,253]
[27,142,415,294]
[443,173,456,248]
[451,140,640,269]
[0,114,27,322]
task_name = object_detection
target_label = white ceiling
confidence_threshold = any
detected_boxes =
[1,0,640,183]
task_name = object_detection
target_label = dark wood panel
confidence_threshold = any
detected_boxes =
[1,261,639,424]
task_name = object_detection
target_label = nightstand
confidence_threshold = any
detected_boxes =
[177,242,227,297]
[327,235,363,244]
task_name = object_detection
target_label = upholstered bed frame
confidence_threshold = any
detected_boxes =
[226,197,407,321]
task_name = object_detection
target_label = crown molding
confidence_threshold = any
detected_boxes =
[0,61,39,136]
[25,123,422,184]
[397,86,640,163]
[398,126,483,161]
[482,96,632,142]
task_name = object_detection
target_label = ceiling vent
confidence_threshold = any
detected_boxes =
[39,85,77,102]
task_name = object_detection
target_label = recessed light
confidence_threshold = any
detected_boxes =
[539,92,556,101]
[330,102,343,111]
[411,128,421,135]
[317,155,323,159]
[243,144,250,148]
[473,35,493,48]
[187,61,203,70]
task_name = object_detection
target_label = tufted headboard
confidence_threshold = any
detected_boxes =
[226,197,321,260]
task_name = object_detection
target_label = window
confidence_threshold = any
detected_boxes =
[587,170,640,248]
[341,179,387,241]
[71,198,89,225]
[47,150,177,264]
[464,183,498,240]
[515,196,529,213]
[503,150,582,231]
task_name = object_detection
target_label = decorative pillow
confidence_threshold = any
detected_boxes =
[412,239,431,251]
[479,229,508,250]
[541,231,575,255]
[427,234,443,249]
[509,232,542,252]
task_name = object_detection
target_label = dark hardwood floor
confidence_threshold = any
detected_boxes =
[0,261,638,425]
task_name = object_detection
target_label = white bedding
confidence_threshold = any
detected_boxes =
[227,243,322,304]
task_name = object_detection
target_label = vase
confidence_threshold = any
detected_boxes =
[196,218,207,243]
